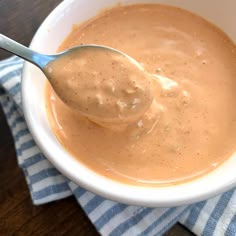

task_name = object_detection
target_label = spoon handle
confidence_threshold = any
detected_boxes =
[0,34,52,69]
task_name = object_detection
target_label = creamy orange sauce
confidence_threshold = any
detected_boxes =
[45,46,153,124]
[45,4,236,186]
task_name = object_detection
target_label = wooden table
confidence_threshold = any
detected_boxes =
[0,0,194,235]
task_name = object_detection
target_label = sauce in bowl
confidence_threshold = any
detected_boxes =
[45,4,236,186]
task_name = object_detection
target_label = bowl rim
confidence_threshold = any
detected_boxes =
[21,0,236,207]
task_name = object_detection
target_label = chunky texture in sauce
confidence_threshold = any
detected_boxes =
[45,4,236,185]
[45,46,153,123]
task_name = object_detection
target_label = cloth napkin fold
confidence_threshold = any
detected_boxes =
[1,56,236,236]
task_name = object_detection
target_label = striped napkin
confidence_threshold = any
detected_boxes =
[1,56,236,236]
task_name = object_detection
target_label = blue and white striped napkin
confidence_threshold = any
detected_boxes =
[1,56,236,236]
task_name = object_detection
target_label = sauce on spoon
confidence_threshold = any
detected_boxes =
[45,46,154,124]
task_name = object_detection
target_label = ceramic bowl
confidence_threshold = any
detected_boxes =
[22,0,236,207]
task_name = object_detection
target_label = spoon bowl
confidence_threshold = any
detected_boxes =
[0,34,153,123]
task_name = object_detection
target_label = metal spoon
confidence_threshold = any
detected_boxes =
[0,34,153,123]
[0,34,134,74]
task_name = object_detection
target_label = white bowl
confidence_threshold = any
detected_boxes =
[22,0,236,207]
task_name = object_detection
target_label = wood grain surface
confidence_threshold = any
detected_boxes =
[0,0,194,235]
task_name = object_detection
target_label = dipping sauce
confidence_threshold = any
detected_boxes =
[45,46,154,124]
[45,4,236,186]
